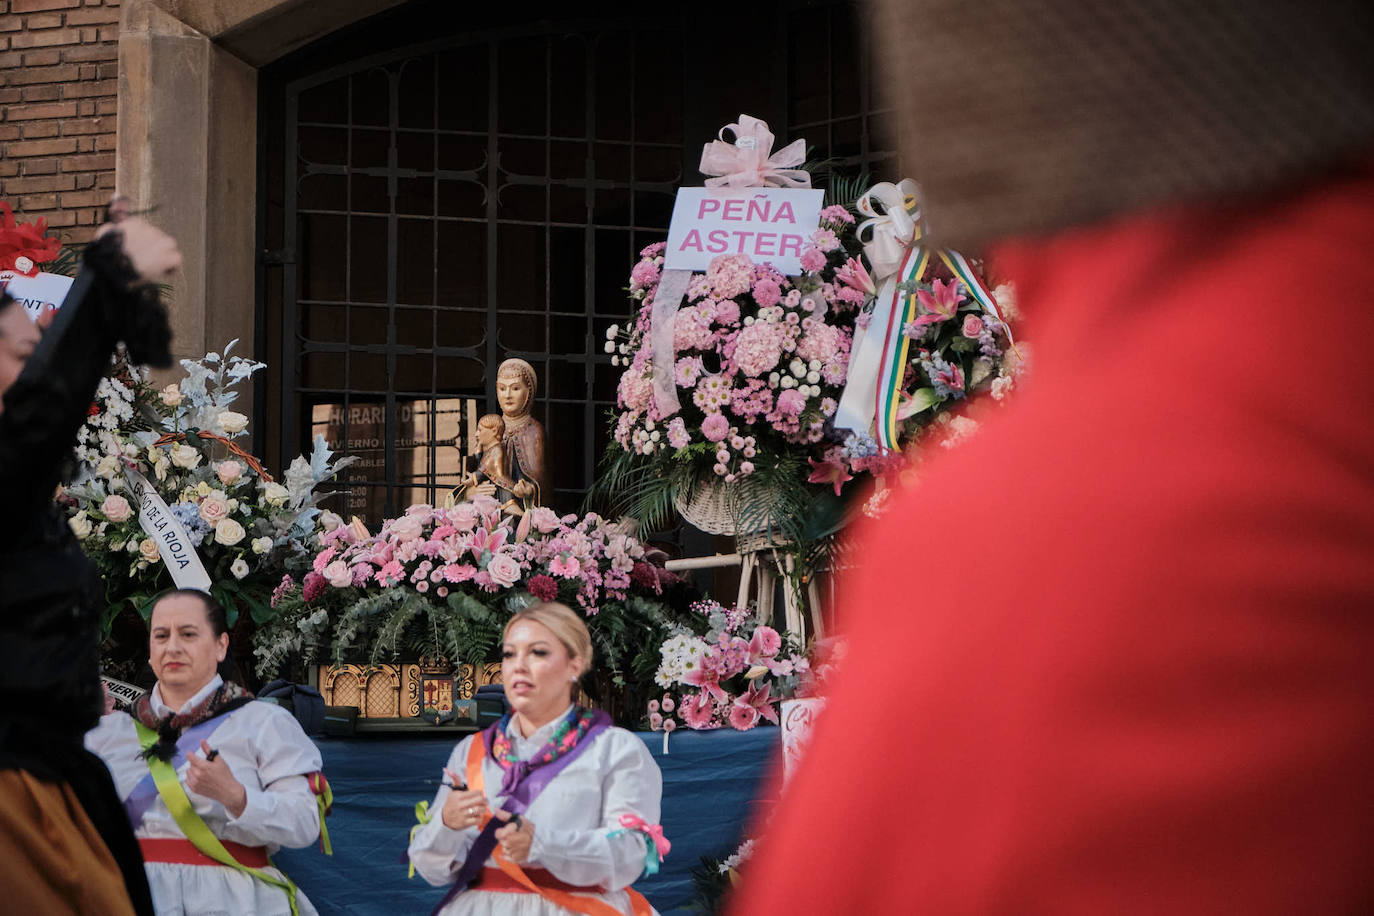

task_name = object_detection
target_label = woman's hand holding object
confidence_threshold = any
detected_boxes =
[185,739,247,818]
[494,812,533,864]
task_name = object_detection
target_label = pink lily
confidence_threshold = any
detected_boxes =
[736,679,779,726]
[909,278,964,330]
[682,654,730,704]
[807,456,853,497]
[834,256,877,298]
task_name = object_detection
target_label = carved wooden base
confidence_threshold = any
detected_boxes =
[315,661,591,719]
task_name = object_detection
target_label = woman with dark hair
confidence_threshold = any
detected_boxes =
[86,588,328,916]
[0,204,178,915]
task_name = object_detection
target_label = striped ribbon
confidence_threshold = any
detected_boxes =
[873,246,930,451]
[937,248,1013,346]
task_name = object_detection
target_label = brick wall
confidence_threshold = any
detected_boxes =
[0,0,119,246]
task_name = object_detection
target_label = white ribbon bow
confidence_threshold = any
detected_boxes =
[854,179,920,282]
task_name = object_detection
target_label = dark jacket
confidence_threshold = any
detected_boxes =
[0,233,169,915]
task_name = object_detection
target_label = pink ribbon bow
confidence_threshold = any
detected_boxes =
[618,813,671,859]
[698,115,811,190]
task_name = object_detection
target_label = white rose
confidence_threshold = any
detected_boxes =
[69,512,92,540]
[217,411,249,435]
[101,493,132,523]
[198,494,229,525]
[262,482,289,507]
[159,384,183,407]
[251,536,273,555]
[214,518,246,546]
[96,454,120,479]
[230,557,250,580]
[127,538,143,554]
[323,559,353,589]
[216,460,244,485]
[139,538,160,562]
[318,511,343,532]
[170,444,201,470]
[485,551,521,588]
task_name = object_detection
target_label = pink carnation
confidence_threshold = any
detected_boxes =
[528,574,559,601]
[775,388,806,417]
[701,413,729,442]
[629,259,660,292]
[715,299,741,326]
[302,572,326,603]
[751,278,781,308]
[799,247,827,272]
[819,204,855,225]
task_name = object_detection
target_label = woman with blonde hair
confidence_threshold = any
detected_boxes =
[409,602,666,915]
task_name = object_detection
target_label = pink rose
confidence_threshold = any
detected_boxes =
[390,515,423,542]
[486,551,521,588]
[526,507,561,534]
[448,504,478,531]
[701,413,729,442]
[323,559,353,588]
[405,504,435,526]
[215,460,244,486]
[962,314,985,338]
[198,495,229,525]
[101,493,132,523]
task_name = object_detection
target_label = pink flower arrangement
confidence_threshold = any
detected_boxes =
[652,599,810,732]
[303,498,660,613]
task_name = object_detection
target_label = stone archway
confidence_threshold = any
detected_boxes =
[115,0,402,367]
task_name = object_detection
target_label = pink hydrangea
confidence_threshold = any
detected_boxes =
[796,322,841,362]
[734,321,785,377]
[672,305,715,351]
[701,413,730,442]
[618,372,654,412]
[706,253,754,299]
[799,247,827,272]
[715,299,741,326]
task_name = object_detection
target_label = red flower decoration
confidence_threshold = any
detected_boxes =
[0,202,62,277]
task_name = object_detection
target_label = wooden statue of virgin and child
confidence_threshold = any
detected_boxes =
[451,357,550,515]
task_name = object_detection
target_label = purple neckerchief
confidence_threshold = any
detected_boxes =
[122,713,231,829]
[433,710,611,914]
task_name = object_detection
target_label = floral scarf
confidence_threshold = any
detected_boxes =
[133,680,255,761]
[489,706,599,799]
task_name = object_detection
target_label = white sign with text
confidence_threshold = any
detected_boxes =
[664,187,823,276]
[0,270,73,321]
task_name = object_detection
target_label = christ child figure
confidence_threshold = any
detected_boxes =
[457,413,524,514]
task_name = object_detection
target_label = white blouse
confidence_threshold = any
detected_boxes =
[85,675,324,916]
[408,706,663,916]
